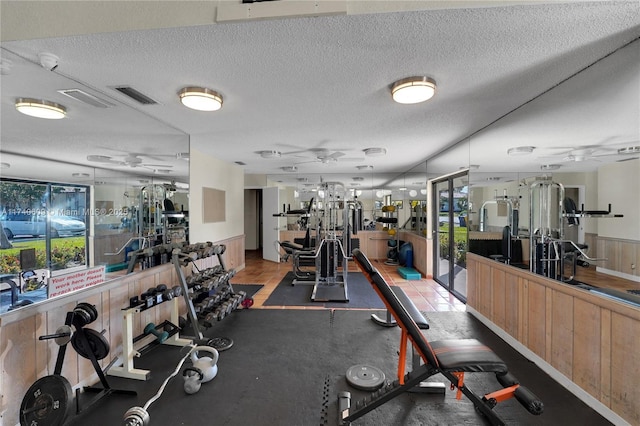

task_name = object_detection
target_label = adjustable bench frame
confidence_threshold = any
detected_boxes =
[338,249,544,426]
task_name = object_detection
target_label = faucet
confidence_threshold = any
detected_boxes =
[0,276,20,307]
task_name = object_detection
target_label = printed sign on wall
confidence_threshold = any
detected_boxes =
[48,265,106,298]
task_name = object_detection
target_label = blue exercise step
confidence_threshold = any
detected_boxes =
[398,267,421,280]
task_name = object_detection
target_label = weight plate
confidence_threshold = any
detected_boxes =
[72,304,92,327]
[71,329,110,360]
[208,336,234,352]
[346,364,386,391]
[241,298,254,309]
[20,375,74,426]
[54,325,73,346]
[80,302,98,322]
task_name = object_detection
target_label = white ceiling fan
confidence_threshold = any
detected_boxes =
[86,153,174,172]
[537,143,639,163]
[294,149,365,164]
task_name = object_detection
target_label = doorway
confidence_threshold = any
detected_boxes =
[244,187,281,263]
[432,171,469,301]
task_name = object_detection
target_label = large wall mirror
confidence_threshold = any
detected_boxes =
[267,166,430,238]
[464,39,639,296]
[0,48,189,314]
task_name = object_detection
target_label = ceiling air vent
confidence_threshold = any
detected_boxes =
[57,89,115,108]
[113,86,158,105]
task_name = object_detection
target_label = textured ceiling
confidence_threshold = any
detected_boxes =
[1,1,639,188]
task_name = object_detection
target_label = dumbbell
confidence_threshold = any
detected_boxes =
[178,316,188,329]
[144,323,169,343]
[241,297,255,309]
[155,284,170,301]
[202,311,217,328]
[155,284,176,302]
[172,286,183,298]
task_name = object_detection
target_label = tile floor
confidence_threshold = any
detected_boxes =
[231,250,467,312]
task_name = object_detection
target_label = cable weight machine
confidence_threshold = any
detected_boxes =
[310,182,357,302]
[528,178,617,282]
[529,179,563,279]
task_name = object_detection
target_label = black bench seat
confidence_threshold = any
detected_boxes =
[430,339,508,373]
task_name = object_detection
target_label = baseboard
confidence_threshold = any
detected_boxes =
[467,307,631,426]
[596,267,640,283]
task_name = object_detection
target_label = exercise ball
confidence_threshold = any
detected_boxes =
[398,242,414,268]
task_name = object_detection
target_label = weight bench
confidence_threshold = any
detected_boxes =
[339,248,544,426]
[371,284,447,393]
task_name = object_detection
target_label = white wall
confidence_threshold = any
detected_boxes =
[597,159,640,240]
[189,147,244,242]
[245,174,267,187]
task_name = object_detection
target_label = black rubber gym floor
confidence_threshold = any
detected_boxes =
[68,310,612,426]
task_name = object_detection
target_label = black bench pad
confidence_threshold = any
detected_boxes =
[391,286,429,329]
[430,339,507,374]
[376,216,398,224]
[280,241,304,251]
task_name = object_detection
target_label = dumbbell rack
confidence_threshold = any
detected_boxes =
[172,247,246,343]
[108,297,192,381]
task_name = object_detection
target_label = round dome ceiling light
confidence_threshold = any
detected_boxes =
[178,87,223,111]
[15,98,66,119]
[391,76,436,104]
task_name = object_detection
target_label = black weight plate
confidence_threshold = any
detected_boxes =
[72,305,92,327]
[20,375,73,426]
[71,329,110,360]
[346,364,386,391]
[78,302,98,323]
[208,336,233,352]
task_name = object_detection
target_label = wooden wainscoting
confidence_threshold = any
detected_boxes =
[466,253,640,425]
[595,235,640,280]
[0,236,244,426]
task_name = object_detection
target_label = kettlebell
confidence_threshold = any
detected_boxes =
[190,346,219,383]
[183,366,204,395]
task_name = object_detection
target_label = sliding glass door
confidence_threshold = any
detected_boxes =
[433,171,468,301]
